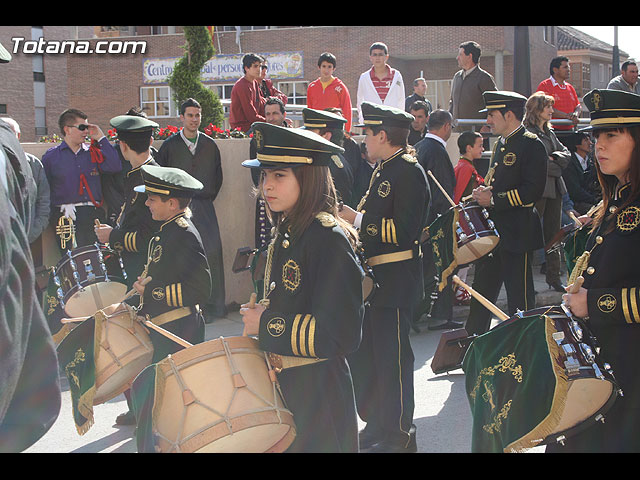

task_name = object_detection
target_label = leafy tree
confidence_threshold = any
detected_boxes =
[168,26,224,130]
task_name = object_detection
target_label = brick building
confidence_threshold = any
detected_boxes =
[2,26,575,140]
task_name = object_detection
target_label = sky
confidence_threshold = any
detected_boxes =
[571,26,640,61]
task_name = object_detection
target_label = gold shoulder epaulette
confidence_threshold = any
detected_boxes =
[176,217,189,229]
[316,211,337,228]
[523,130,538,140]
[331,155,344,168]
[402,153,417,163]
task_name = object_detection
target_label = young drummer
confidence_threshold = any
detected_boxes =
[339,102,430,453]
[550,89,640,452]
[239,122,365,453]
[132,164,212,360]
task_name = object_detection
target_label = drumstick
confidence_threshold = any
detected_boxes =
[427,170,457,207]
[121,276,153,303]
[452,275,509,321]
[568,211,582,229]
[242,292,258,337]
[60,315,91,324]
[143,319,193,348]
[566,275,584,294]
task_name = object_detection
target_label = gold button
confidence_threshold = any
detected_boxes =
[609,206,617,214]
[587,266,595,275]
[270,281,276,291]
[376,173,381,177]
[282,239,289,248]
[595,236,603,244]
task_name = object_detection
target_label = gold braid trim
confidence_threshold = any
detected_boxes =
[568,250,590,285]
[505,315,569,452]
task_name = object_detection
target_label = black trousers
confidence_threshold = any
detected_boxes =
[464,246,535,337]
[348,305,414,444]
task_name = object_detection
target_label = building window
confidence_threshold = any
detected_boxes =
[208,84,233,115]
[278,81,308,105]
[542,26,555,45]
[424,79,453,110]
[140,86,174,118]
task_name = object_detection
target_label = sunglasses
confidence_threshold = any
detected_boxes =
[68,124,89,131]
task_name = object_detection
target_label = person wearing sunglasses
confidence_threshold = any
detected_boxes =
[41,108,121,251]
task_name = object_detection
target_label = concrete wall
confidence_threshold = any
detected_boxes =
[23,138,257,308]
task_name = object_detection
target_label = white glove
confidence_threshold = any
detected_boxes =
[60,204,77,221]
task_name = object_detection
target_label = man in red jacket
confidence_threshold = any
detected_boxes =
[307,52,354,133]
[230,53,266,132]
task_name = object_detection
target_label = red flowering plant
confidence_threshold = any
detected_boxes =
[204,123,250,139]
[156,125,180,140]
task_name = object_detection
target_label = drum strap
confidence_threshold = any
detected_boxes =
[367,249,414,267]
[266,352,326,373]
[150,306,197,327]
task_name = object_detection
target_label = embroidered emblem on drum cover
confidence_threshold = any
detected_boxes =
[282,259,302,292]
[151,245,163,263]
[597,294,617,313]
[503,152,516,166]
[267,317,286,337]
[469,352,522,435]
[377,180,391,198]
[616,206,640,232]
[366,223,378,236]
[152,287,165,300]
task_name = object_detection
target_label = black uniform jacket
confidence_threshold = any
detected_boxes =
[258,213,364,452]
[138,212,211,319]
[582,185,640,400]
[486,125,547,253]
[108,157,162,286]
[358,149,430,308]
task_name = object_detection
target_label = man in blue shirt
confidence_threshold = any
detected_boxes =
[42,108,121,251]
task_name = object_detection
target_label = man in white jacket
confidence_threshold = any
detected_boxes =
[357,42,406,124]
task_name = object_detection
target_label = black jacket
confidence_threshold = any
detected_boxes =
[485,126,547,253]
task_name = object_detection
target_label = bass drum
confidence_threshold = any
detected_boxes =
[146,336,296,453]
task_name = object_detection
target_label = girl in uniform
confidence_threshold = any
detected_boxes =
[551,89,640,452]
[239,122,365,453]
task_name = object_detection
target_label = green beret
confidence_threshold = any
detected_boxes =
[242,122,344,169]
[110,114,159,132]
[581,88,640,131]
[302,108,347,130]
[356,101,414,128]
[479,90,527,113]
[134,164,203,198]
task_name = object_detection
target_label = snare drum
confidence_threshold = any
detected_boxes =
[463,305,620,452]
[146,336,296,453]
[455,202,499,266]
[51,243,128,318]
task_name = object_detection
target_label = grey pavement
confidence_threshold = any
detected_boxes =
[25,261,564,453]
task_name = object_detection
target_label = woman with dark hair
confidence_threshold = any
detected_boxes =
[239,122,364,453]
[524,91,572,292]
[548,89,640,453]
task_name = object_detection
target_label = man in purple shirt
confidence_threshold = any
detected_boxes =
[42,108,121,251]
